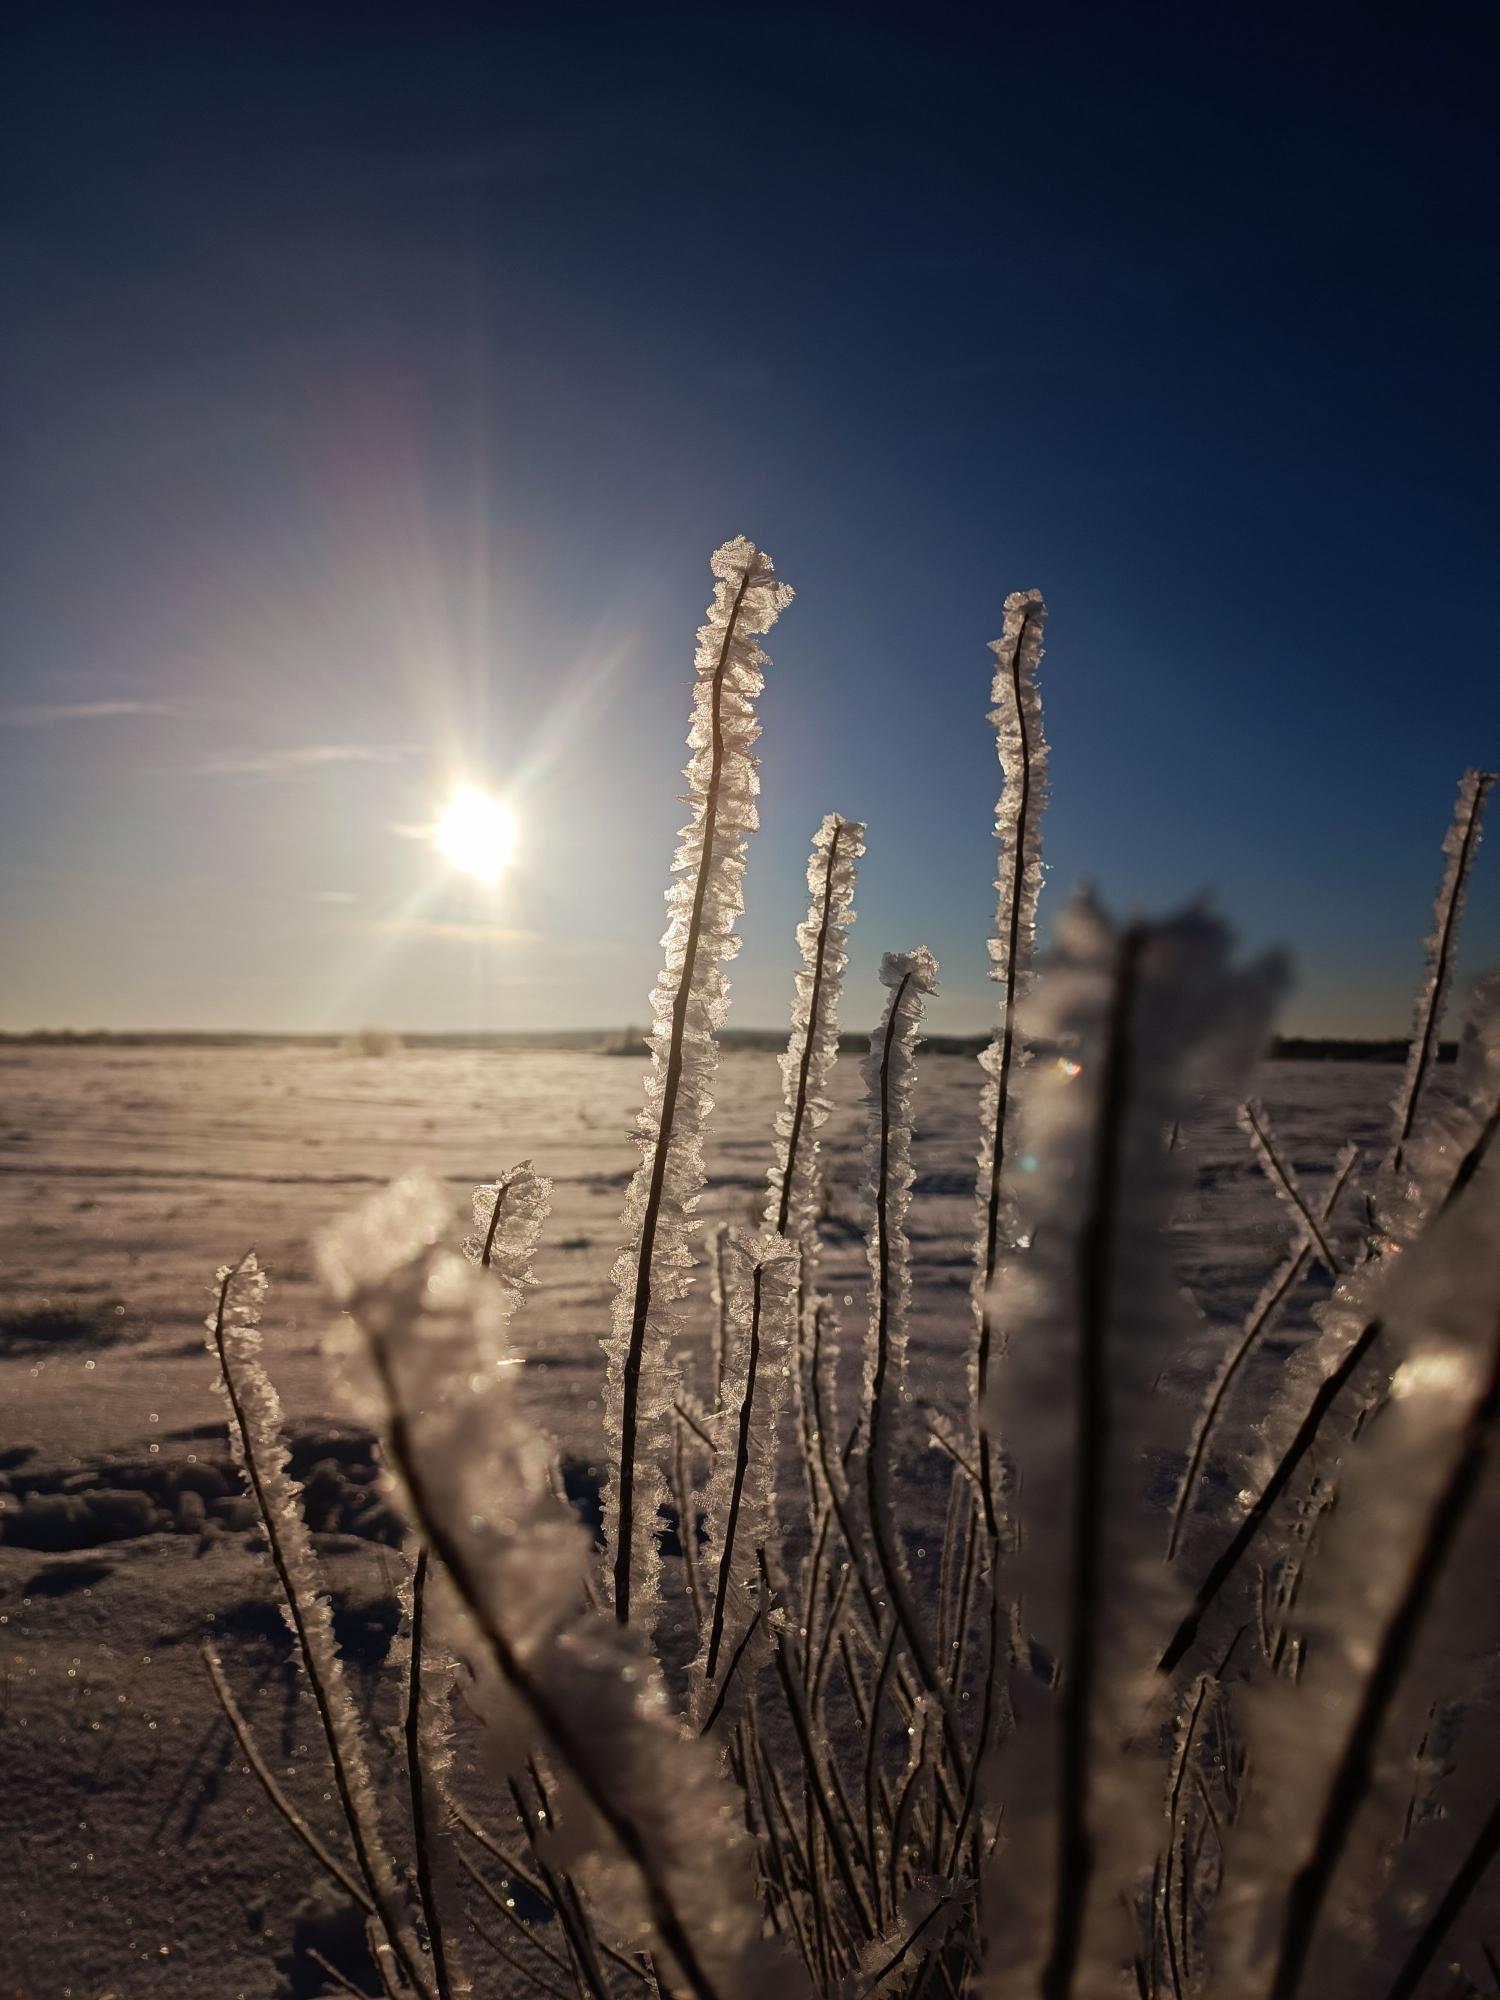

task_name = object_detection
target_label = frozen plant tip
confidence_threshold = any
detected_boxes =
[463,1159,553,1287]
[1384,769,1495,1189]
[607,536,793,1628]
[767,813,866,1245]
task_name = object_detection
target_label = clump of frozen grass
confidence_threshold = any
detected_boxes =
[197,540,1500,2000]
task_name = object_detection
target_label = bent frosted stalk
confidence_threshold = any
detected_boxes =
[694,1231,799,1712]
[767,811,864,1542]
[766,813,866,1245]
[982,896,1283,2000]
[859,947,964,1770]
[607,536,793,1628]
[319,1175,804,2000]
[204,1254,432,2000]
[1384,769,1495,1189]
[972,589,1050,1542]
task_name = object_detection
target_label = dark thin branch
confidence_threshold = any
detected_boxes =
[698,1606,763,1738]
[853,1889,965,1998]
[509,1775,609,2000]
[672,1399,718,1456]
[453,1806,653,1991]
[1241,1101,1345,1277]
[457,1849,575,1984]
[308,1948,379,2000]
[466,1908,577,2000]
[759,1550,880,1941]
[705,1263,765,1682]
[201,1640,372,1918]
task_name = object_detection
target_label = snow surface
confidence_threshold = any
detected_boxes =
[0,1043,1397,1997]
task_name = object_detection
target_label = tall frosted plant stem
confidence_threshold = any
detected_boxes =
[607,537,793,1627]
[860,947,963,1767]
[984,897,1283,2000]
[205,1255,433,2000]
[767,813,866,1243]
[1384,769,1494,1187]
[972,589,1049,1541]
[767,811,864,1539]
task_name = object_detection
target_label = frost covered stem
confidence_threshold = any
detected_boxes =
[615,564,753,1626]
[1389,771,1495,1177]
[209,1262,433,2000]
[776,820,850,1236]
[361,1329,732,2000]
[1040,924,1143,2000]
[704,1266,765,1683]
[1269,1300,1500,2000]
[403,1549,453,2000]
[976,605,1040,1537]
[865,971,963,1774]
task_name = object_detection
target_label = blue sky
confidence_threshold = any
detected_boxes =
[2,4,1496,1035]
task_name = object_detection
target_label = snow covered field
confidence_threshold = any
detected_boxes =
[0,1043,1398,1998]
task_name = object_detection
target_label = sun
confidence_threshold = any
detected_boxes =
[434,785,516,885]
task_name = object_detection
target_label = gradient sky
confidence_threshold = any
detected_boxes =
[3,5,1497,1037]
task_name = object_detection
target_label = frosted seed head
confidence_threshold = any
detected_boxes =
[879,945,939,994]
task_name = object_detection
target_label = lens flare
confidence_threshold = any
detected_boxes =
[435,785,516,884]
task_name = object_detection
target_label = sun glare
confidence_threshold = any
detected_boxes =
[435,785,516,884]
